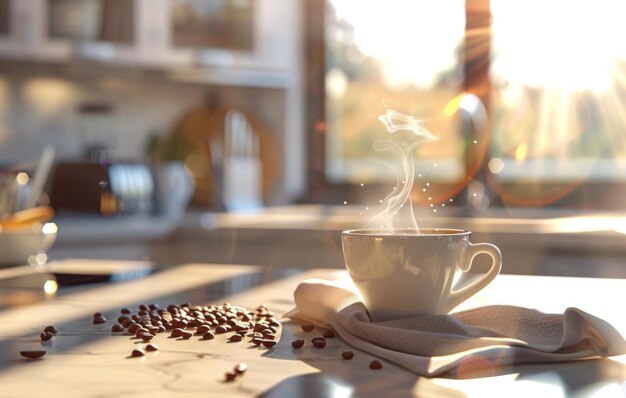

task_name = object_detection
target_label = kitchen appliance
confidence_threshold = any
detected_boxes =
[49,162,156,216]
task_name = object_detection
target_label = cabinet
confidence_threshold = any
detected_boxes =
[0,0,305,202]
[0,0,300,88]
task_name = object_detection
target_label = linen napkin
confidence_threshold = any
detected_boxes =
[285,278,626,377]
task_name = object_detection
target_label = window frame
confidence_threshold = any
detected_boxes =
[303,0,626,211]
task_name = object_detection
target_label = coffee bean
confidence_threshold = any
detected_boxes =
[157,325,166,333]
[268,320,280,328]
[263,334,276,340]
[227,319,238,328]
[43,325,57,335]
[93,315,107,324]
[40,331,53,341]
[128,323,142,334]
[291,339,304,349]
[131,347,149,358]
[171,319,188,329]
[369,360,382,369]
[117,315,130,324]
[262,340,276,348]
[311,337,326,348]
[131,348,146,357]
[146,343,159,352]
[111,324,124,333]
[171,328,184,337]
[93,312,102,317]
[20,350,46,359]
[140,333,154,342]
[301,324,314,332]
[229,334,243,342]
[342,351,354,360]
[179,331,192,339]
[148,326,159,334]
[251,338,263,346]
[215,325,229,334]
[120,308,131,314]
[196,325,211,335]
[187,319,203,328]
[233,324,248,332]
[138,304,148,311]
[138,310,149,316]
[234,362,248,374]
[224,371,237,382]
[135,328,149,338]
[202,331,215,340]
[323,330,335,338]
[121,319,134,328]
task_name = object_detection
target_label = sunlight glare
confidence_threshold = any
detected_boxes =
[329,0,464,88]
[492,0,626,92]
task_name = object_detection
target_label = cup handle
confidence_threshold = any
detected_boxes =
[445,242,502,313]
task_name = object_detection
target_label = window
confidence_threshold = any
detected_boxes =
[325,0,465,185]
[491,0,626,182]
[312,0,626,208]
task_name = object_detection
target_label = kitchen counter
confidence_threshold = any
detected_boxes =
[48,205,626,278]
[0,263,625,397]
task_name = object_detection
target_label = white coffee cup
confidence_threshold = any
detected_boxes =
[341,228,502,321]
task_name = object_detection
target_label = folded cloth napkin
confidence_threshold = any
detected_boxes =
[285,278,626,377]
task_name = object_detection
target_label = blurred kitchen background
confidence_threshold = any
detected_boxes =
[3,0,626,279]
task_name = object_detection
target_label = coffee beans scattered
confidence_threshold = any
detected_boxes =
[83,301,281,368]
[369,360,382,369]
[291,339,305,349]
[323,330,335,338]
[311,337,327,348]
[20,350,46,359]
[341,351,354,360]
[301,324,315,332]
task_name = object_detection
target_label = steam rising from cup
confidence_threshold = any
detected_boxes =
[371,109,439,233]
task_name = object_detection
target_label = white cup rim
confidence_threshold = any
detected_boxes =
[342,228,470,237]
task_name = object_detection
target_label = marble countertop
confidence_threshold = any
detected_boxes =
[1,263,626,397]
